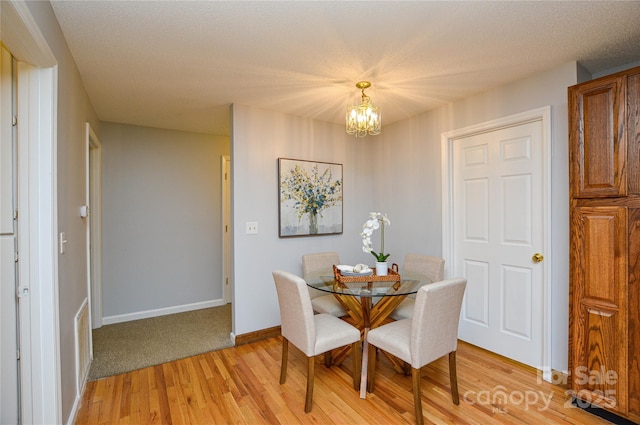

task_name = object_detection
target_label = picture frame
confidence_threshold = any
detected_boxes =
[278,158,343,237]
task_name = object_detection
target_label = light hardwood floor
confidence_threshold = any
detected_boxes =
[75,337,612,424]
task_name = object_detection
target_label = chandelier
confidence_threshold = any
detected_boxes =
[346,81,381,137]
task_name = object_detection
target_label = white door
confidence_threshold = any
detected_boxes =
[451,119,547,370]
[0,45,19,425]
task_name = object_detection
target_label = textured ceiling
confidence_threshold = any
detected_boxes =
[50,1,640,136]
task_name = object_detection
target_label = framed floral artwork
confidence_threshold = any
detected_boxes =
[278,158,343,237]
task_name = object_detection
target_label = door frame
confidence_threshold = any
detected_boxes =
[0,42,19,425]
[85,122,102,328]
[221,155,232,304]
[441,106,552,381]
[85,123,103,330]
[2,0,61,422]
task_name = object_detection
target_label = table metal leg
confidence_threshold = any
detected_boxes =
[327,292,412,396]
[359,328,369,399]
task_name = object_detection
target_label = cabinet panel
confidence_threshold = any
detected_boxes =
[628,209,640,420]
[628,73,640,195]
[570,206,628,414]
[569,76,627,198]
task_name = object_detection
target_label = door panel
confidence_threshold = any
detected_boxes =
[569,77,627,198]
[503,174,532,244]
[463,260,489,325]
[502,265,532,339]
[570,206,628,413]
[1,47,13,232]
[0,44,19,425]
[454,120,545,369]
[464,178,488,241]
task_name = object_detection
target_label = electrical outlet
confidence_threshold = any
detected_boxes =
[246,221,258,234]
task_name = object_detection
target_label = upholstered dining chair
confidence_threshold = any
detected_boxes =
[272,270,361,413]
[302,252,348,317]
[367,278,467,425]
[389,254,445,320]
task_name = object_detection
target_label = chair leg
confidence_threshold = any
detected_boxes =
[305,356,315,413]
[325,349,332,367]
[280,338,289,384]
[449,351,460,405]
[412,368,423,425]
[351,341,361,390]
[367,343,377,393]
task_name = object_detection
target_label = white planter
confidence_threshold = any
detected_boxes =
[376,261,388,276]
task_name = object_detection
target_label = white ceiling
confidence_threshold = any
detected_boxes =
[50,1,640,136]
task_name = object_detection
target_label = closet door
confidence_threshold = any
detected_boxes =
[570,206,628,415]
[569,76,627,198]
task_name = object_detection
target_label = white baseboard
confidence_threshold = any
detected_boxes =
[67,377,89,425]
[101,299,226,326]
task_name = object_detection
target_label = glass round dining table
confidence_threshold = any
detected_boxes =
[306,272,431,347]
[306,272,431,398]
[306,273,427,329]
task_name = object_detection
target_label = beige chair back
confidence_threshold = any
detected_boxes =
[302,252,340,276]
[302,252,340,299]
[404,254,444,281]
[272,270,317,356]
[410,278,467,368]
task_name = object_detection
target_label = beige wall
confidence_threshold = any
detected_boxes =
[100,123,230,320]
[231,104,379,336]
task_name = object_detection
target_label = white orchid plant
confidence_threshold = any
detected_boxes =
[361,212,391,262]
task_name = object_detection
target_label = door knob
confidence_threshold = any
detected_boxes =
[532,253,544,263]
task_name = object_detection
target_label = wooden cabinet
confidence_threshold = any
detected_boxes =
[569,66,640,423]
[570,76,627,198]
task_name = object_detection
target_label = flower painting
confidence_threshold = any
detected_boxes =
[278,158,343,237]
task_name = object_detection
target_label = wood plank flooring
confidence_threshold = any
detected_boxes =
[75,337,613,424]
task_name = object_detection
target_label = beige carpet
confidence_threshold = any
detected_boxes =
[88,304,232,380]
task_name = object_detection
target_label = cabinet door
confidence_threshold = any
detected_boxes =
[570,206,628,414]
[569,76,627,198]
